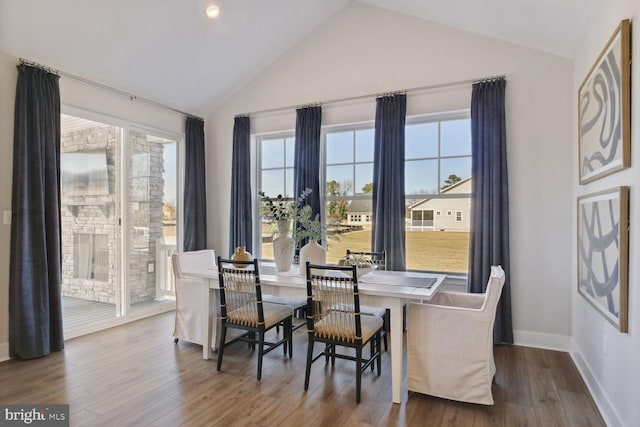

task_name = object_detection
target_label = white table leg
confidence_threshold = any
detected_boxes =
[389,298,403,404]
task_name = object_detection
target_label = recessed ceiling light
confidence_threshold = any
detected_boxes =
[205,4,220,19]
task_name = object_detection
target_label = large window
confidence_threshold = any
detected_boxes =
[257,133,295,259]
[405,112,471,273]
[259,134,295,197]
[324,127,375,263]
[255,111,471,274]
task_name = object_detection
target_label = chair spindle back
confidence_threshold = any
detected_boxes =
[306,263,362,343]
[217,258,264,327]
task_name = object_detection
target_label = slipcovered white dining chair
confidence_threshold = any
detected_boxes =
[407,265,506,405]
[172,250,218,347]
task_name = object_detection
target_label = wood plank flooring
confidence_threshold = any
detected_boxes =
[0,312,605,427]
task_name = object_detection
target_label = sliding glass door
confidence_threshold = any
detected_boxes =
[60,113,180,338]
[126,129,179,315]
[60,114,122,335]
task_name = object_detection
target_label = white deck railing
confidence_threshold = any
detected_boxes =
[156,238,177,300]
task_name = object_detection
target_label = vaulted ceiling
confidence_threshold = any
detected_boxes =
[0,0,602,116]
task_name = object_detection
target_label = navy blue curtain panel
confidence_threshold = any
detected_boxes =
[229,116,252,256]
[184,117,207,252]
[468,78,513,344]
[372,95,406,271]
[293,106,322,247]
[9,64,64,359]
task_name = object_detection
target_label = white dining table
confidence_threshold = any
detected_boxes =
[180,262,445,404]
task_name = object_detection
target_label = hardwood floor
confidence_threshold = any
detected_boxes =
[0,312,605,427]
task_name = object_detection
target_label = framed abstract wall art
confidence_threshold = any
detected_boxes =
[577,187,629,332]
[578,19,631,184]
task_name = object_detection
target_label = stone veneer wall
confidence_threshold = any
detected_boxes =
[61,125,165,305]
[128,130,165,304]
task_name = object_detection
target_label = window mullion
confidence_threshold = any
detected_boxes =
[437,121,442,194]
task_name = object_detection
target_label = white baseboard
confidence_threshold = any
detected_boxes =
[513,329,570,351]
[0,342,9,362]
[570,348,623,427]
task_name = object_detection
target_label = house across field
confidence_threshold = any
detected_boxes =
[408,178,471,231]
[344,179,471,231]
[345,198,372,225]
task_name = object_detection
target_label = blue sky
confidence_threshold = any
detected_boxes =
[163,143,177,204]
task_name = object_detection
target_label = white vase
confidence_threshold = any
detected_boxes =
[299,240,327,275]
[273,219,294,272]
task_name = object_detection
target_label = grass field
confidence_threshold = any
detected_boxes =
[262,228,469,273]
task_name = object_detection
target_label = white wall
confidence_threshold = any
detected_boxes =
[571,2,640,426]
[0,52,185,361]
[207,2,574,348]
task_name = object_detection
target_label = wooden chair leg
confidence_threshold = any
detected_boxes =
[356,345,362,404]
[281,319,292,356]
[331,344,336,367]
[376,333,382,376]
[282,321,287,356]
[304,336,314,390]
[287,317,293,358]
[370,339,375,372]
[247,331,256,350]
[383,309,389,351]
[216,325,228,372]
[257,330,265,381]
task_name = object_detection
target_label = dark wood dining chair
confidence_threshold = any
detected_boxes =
[216,257,293,380]
[345,249,389,350]
[228,250,306,331]
[346,249,386,270]
[303,262,383,403]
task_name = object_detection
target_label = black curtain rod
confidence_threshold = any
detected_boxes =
[19,58,204,121]
[238,74,505,117]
